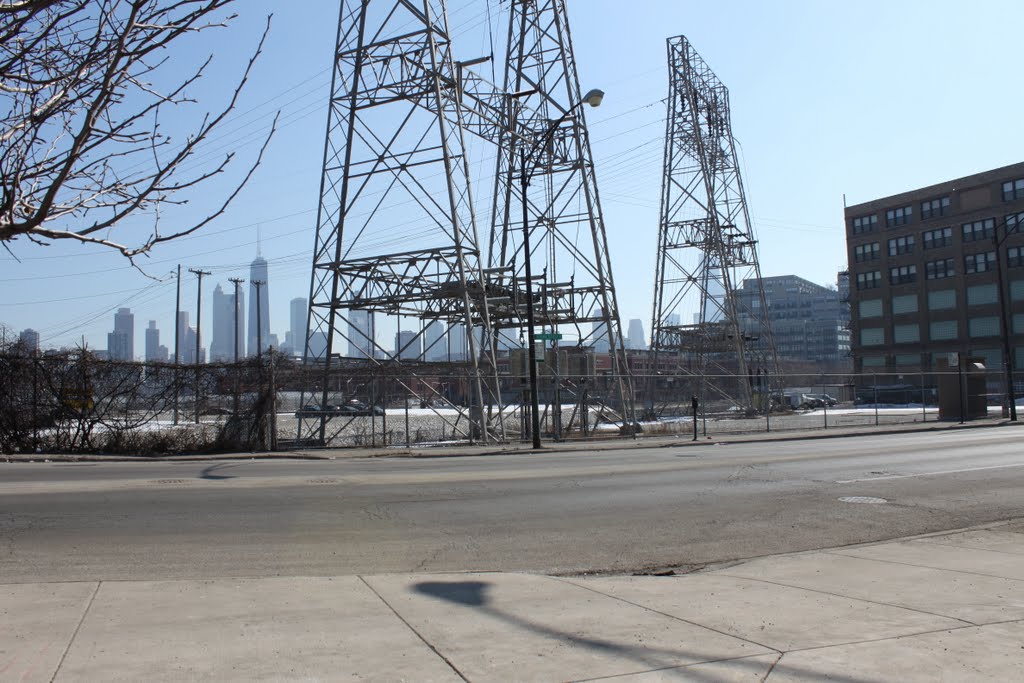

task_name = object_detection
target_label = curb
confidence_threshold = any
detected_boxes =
[6,417,1017,464]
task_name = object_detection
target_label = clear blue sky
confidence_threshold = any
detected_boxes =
[3,0,1023,354]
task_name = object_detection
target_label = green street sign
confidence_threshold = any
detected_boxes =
[534,333,563,341]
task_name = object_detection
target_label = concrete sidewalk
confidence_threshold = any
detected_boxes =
[3,521,1023,681]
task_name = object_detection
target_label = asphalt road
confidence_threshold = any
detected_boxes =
[1,427,1022,582]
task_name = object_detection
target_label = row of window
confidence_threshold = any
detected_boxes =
[856,213,1023,255]
[855,252,1022,289]
[860,316,1012,346]
[851,186,1024,235]
[858,284,1004,319]
[861,348,1021,369]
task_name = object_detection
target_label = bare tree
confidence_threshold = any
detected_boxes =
[0,0,276,259]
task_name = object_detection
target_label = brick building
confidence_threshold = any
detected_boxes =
[845,162,1024,376]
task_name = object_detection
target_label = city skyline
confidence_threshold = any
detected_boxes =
[2,1,1021,356]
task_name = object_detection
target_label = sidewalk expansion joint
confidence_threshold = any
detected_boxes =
[912,538,1024,556]
[357,575,469,683]
[50,580,100,683]
[570,652,782,683]
[821,550,1024,583]
[713,572,977,627]
[551,575,781,655]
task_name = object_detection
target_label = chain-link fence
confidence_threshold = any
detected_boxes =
[0,349,276,455]
[1,349,1015,455]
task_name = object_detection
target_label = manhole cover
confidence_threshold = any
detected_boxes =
[838,496,888,504]
[151,479,188,485]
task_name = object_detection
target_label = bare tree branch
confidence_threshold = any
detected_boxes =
[0,0,275,256]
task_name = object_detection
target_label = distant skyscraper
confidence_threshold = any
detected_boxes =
[210,285,230,361]
[210,284,244,361]
[448,324,467,361]
[423,320,446,361]
[395,329,420,360]
[145,321,168,362]
[18,328,39,353]
[287,297,307,356]
[107,307,134,360]
[177,311,204,364]
[591,308,610,353]
[247,255,270,356]
[348,309,373,358]
[627,319,646,350]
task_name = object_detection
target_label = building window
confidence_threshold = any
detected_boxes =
[962,218,995,242]
[928,289,956,310]
[920,196,950,220]
[894,353,920,366]
[854,242,880,262]
[968,317,1000,338]
[1014,313,1024,335]
[856,271,881,290]
[889,264,917,285]
[929,320,958,341]
[885,206,912,227]
[893,323,920,343]
[964,251,996,274]
[1007,211,1024,234]
[892,294,918,314]
[922,227,952,249]
[1003,178,1024,202]
[967,284,998,306]
[888,235,914,256]
[859,298,883,318]
[1012,281,1024,301]
[925,258,955,280]
[1009,246,1024,268]
[860,327,885,346]
[852,215,877,234]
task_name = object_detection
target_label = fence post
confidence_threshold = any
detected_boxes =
[873,374,879,426]
[31,355,39,451]
[405,392,411,448]
[921,373,927,423]
[268,350,278,451]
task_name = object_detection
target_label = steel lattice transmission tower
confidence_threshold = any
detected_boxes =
[489,0,635,424]
[301,0,502,445]
[649,35,777,413]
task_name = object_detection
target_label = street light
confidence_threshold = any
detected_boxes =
[993,215,1019,421]
[517,88,604,449]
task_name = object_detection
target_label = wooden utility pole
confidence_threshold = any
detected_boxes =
[189,268,211,424]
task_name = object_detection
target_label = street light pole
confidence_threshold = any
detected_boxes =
[516,88,604,449]
[994,219,1018,421]
[520,147,542,449]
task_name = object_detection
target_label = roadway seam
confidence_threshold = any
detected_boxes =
[551,576,781,655]
[820,550,1024,583]
[49,581,100,683]
[357,575,469,682]
[712,573,978,627]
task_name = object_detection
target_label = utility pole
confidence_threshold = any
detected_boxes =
[229,277,245,415]
[993,221,1018,421]
[190,268,211,424]
[252,279,266,362]
[173,264,181,425]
